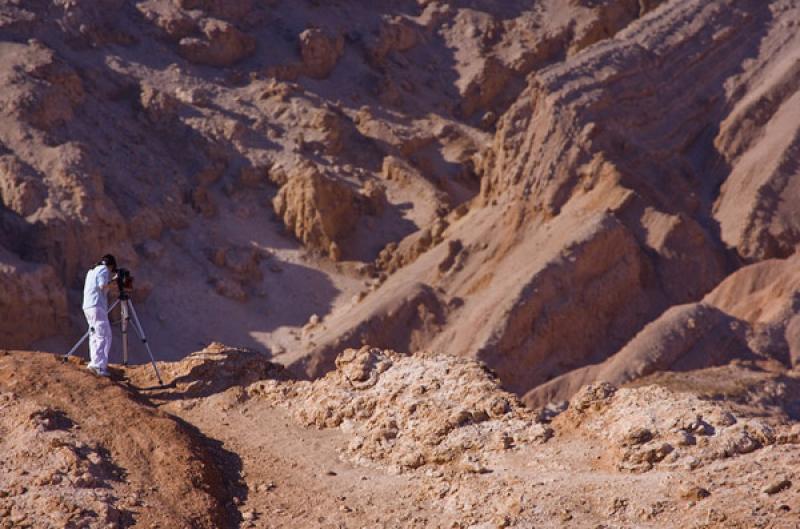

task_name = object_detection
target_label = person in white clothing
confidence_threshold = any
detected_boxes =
[83,254,117,377]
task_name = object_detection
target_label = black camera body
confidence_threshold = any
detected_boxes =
[116,267,134,292]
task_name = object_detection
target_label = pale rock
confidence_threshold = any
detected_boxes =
[678,485,710,501]
[140,83,179,125]
[264,347,550,472]
[272,162,359,259]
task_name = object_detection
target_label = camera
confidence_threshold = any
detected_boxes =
[116,268,134,292]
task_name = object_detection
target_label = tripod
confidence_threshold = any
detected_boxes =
[63,292,164,385]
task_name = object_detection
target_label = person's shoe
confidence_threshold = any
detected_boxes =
[87,365,110,378]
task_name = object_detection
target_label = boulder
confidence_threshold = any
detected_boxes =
[137,1,196,40]
[298,28,344,79]
[367,16,418,65]
[139,83,179,126]
[307,109,345,155]
[272,163,358,259]
[179,18,255,67]
[0,156,46,217]
[207,245,263,282]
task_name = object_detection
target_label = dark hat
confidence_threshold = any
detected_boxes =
[100,254,117,270]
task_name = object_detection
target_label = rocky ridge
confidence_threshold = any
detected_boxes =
[0,350,231,529]
[296,0,800,404]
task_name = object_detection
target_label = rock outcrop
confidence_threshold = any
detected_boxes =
[367,16,419,65]
[178,18,255,67]
[272,163,359,259]
[557,379,799,473]
[292,0,800,401]
[0,248,67,348]
[0,155,46,217]
[527,253,800,406]
[255,346,552,473]
[298,28,343,79]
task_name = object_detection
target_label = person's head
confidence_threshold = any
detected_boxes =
[99,254,117,271]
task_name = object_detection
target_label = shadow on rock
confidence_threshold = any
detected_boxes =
[126,342,294,401]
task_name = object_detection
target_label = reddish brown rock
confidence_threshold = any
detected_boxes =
[367,16,418,65]
[713,48,800,260]
[0,248,67,347]
[307,109,345,155]
[0,42,84,131]
[458,56,512,118]
[0,155,46,217]
[0,352,230,528]
[211,275,247,302]
[178,18,255,66]
[138,1,197,40]
[139,83,179,125]
[298,28,344,79]
[524,303,750,407]
[359,180,387,216]
[528,253,800,406]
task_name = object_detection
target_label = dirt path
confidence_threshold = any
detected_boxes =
[152,396,456,529]
[128,348,800,529]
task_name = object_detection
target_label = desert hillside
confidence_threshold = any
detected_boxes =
[1,0,799,403]
[1,0,799,527]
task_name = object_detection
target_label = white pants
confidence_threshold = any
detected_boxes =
[84,307,111,371]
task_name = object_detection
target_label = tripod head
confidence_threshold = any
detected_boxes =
[115,268,134,300]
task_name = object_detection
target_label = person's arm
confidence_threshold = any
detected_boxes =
[98,268,115,291]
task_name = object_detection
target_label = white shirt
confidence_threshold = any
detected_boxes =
[83,265,111,311]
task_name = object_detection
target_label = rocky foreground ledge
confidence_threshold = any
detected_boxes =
[3,345,797,528]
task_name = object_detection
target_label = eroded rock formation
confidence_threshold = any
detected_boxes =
[0,0,799,416]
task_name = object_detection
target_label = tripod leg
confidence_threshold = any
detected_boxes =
[120,301,130,366]
[62,330,90,361]
[125,300,164,385]
[63,299,121,361]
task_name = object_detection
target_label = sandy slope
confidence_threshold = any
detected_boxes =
[2,1,800,525]
[7,0,798,409]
